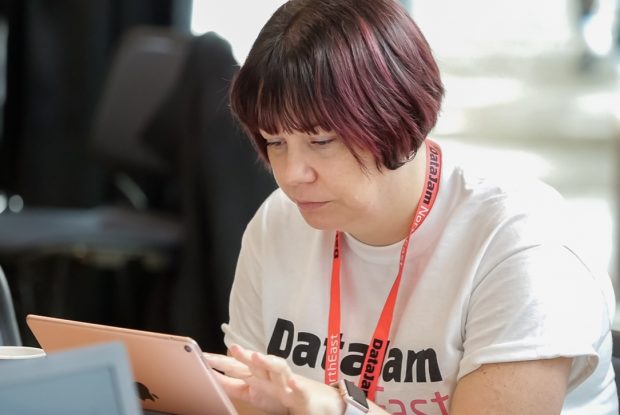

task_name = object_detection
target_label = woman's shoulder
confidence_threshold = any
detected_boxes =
[442,155,565,221]
[435,156,572,252]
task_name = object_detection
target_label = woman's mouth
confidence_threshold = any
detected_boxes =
[296,200,329,211]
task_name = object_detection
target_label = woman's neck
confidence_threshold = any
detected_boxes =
[349,143,428,247]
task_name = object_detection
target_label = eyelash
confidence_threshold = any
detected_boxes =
[311,138,335,146]
[264,138,336,147]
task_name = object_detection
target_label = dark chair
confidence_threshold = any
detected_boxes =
[0,26,190,331]
[0,265,22,346]
[141,31,276,350]
[612,329,620,411]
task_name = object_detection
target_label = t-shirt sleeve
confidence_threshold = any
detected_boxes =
[458,243,612,391]
[222,207,267,353]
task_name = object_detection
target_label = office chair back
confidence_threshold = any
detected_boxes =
[0,265,22,346]
[90,26,191,180]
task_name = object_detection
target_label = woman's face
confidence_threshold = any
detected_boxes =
[260,129,394,235]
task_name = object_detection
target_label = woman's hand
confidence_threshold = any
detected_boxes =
[205,344,344,415]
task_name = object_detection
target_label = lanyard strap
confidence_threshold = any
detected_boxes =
[325,140,442,401]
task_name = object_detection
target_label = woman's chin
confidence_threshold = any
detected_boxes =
[298,211,341,232]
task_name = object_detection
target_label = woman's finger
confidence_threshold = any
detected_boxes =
[248,354,271,381]
[209,367,252,401]
[228,344,305,406]
[228,344,254,365]
[252,352,293,389]
[229,344,272,381]
[204,352,252,379]
[213,366,290,414]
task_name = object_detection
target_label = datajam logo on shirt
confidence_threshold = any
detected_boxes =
[267,318,443,383]
[267,318,451,414]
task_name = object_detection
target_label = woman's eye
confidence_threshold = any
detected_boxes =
[265,140,283,147]
[312,138,335,146]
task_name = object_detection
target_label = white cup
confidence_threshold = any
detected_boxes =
[0,346,46,360]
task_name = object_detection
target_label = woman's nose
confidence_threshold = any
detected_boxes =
[280,150,317,186]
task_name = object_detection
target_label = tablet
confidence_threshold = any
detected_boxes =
[0,341,142,415]
[27,314,238,415]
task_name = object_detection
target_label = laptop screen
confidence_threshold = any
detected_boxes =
[0,342,142,415]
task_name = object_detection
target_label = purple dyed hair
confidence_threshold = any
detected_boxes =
[230,0,444,170]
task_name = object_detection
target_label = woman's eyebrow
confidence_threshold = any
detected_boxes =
[261,133,285,141]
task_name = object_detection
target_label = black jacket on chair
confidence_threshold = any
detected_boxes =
[143,32,275,352]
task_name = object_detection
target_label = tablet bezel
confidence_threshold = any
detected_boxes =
[27,314,238,415]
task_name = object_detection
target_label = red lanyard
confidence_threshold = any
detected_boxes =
[325,140,442,401]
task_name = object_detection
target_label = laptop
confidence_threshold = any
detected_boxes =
[0,341,142,415]
[27,314,239,415]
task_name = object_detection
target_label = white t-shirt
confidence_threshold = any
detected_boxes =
[224,147,618,414]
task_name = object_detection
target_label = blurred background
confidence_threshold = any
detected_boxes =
[0,0,618,351]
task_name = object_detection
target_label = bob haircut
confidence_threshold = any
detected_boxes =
[230,0,444,170]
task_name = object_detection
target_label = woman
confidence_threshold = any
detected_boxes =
[206,0,618,413]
